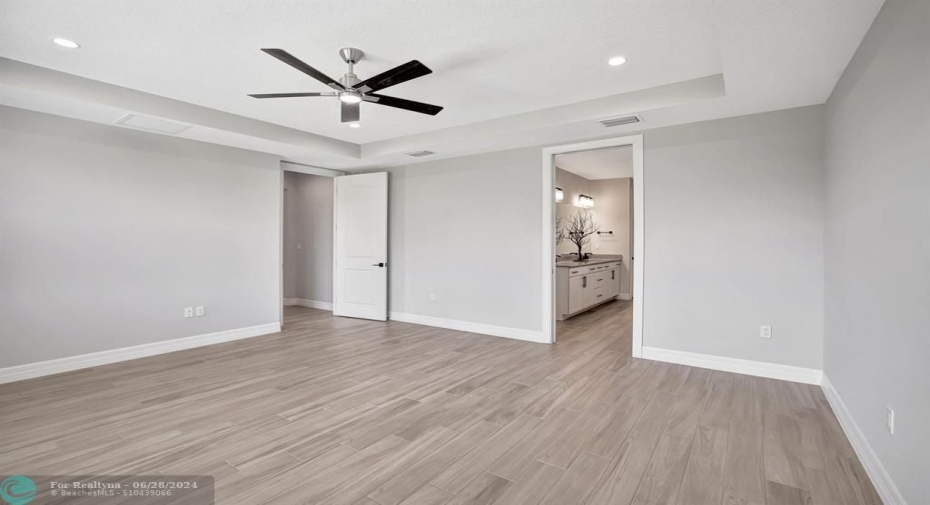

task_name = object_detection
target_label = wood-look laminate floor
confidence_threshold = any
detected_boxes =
[1,300,879,505]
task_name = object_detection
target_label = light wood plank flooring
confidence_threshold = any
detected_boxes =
[0,300,879,504]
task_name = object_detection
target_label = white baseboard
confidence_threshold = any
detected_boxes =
[389,312,547,344]
[284,298,333,311]
[0,322,281,384]
[641,346,823,385]
[821,375,906,505]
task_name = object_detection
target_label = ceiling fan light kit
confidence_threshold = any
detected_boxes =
[249,47,443,125]
[338,91,362,104]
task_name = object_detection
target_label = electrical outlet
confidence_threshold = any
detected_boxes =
[184,307,194,318]
[886,406,895,434]
[760,325,772,339]
[195,306,205,317]
[429,293,436,302]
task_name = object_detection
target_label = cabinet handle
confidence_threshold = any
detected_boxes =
[612,271,615,280]
[582,276,587,288]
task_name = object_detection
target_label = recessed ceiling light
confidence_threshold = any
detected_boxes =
[608,55,626,66]
[348,122,361,128]
[52,38,80,49]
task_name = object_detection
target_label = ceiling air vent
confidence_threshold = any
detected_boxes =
[405,150,435,158]
[114,113,192,135]
[599,114,641,128]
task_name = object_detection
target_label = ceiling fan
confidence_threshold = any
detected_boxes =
[248,47,443,124]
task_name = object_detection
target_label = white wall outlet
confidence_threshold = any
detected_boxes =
[886,406,895,434]
[297,243,302,250]
[429,293,436,302]
[760,325,772,339]
[195,306,205,317]
[184,307,194,318]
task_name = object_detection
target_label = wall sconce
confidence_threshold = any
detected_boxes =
[555,187,564,202]
[578,194,594,208]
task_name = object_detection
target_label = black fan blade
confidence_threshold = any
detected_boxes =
[355,60,432,93]
[248,92,334,98]
[364,93,443,116]
[341,101,360,123]
[261,48,345,91]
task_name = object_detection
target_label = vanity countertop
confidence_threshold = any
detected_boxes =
[555,255,622,268]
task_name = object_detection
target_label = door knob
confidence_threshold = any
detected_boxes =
[372,262,386,267]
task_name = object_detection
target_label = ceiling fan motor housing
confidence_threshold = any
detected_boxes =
[340,74,361,87]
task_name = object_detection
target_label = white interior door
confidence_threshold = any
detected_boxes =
[333,172,388,321]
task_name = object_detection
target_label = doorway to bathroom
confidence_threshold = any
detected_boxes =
[541,135,644,356]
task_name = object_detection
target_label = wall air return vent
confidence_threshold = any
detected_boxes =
[405,150,435,157]
[599,115,641,128]
[114,113,192,135]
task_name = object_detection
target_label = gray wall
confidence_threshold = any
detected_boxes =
[0,107,281,367]
[383,106,825,369]
[283,171,334,303]
[823,0,930,502]
[644,106,826,369]
[385,148,543,331]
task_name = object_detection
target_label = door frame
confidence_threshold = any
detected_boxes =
[541,134,644,357]
[279,161,345,326]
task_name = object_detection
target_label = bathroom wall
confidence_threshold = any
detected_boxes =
[591,177,633,297]
[554,167,632,277]
[554,167,591,207]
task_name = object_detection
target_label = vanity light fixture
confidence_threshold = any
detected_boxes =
[555,187,564,202]
[579,194,595,208]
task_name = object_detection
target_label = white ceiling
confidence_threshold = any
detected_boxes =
[556,146,633,180]
[0,0,883,170]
